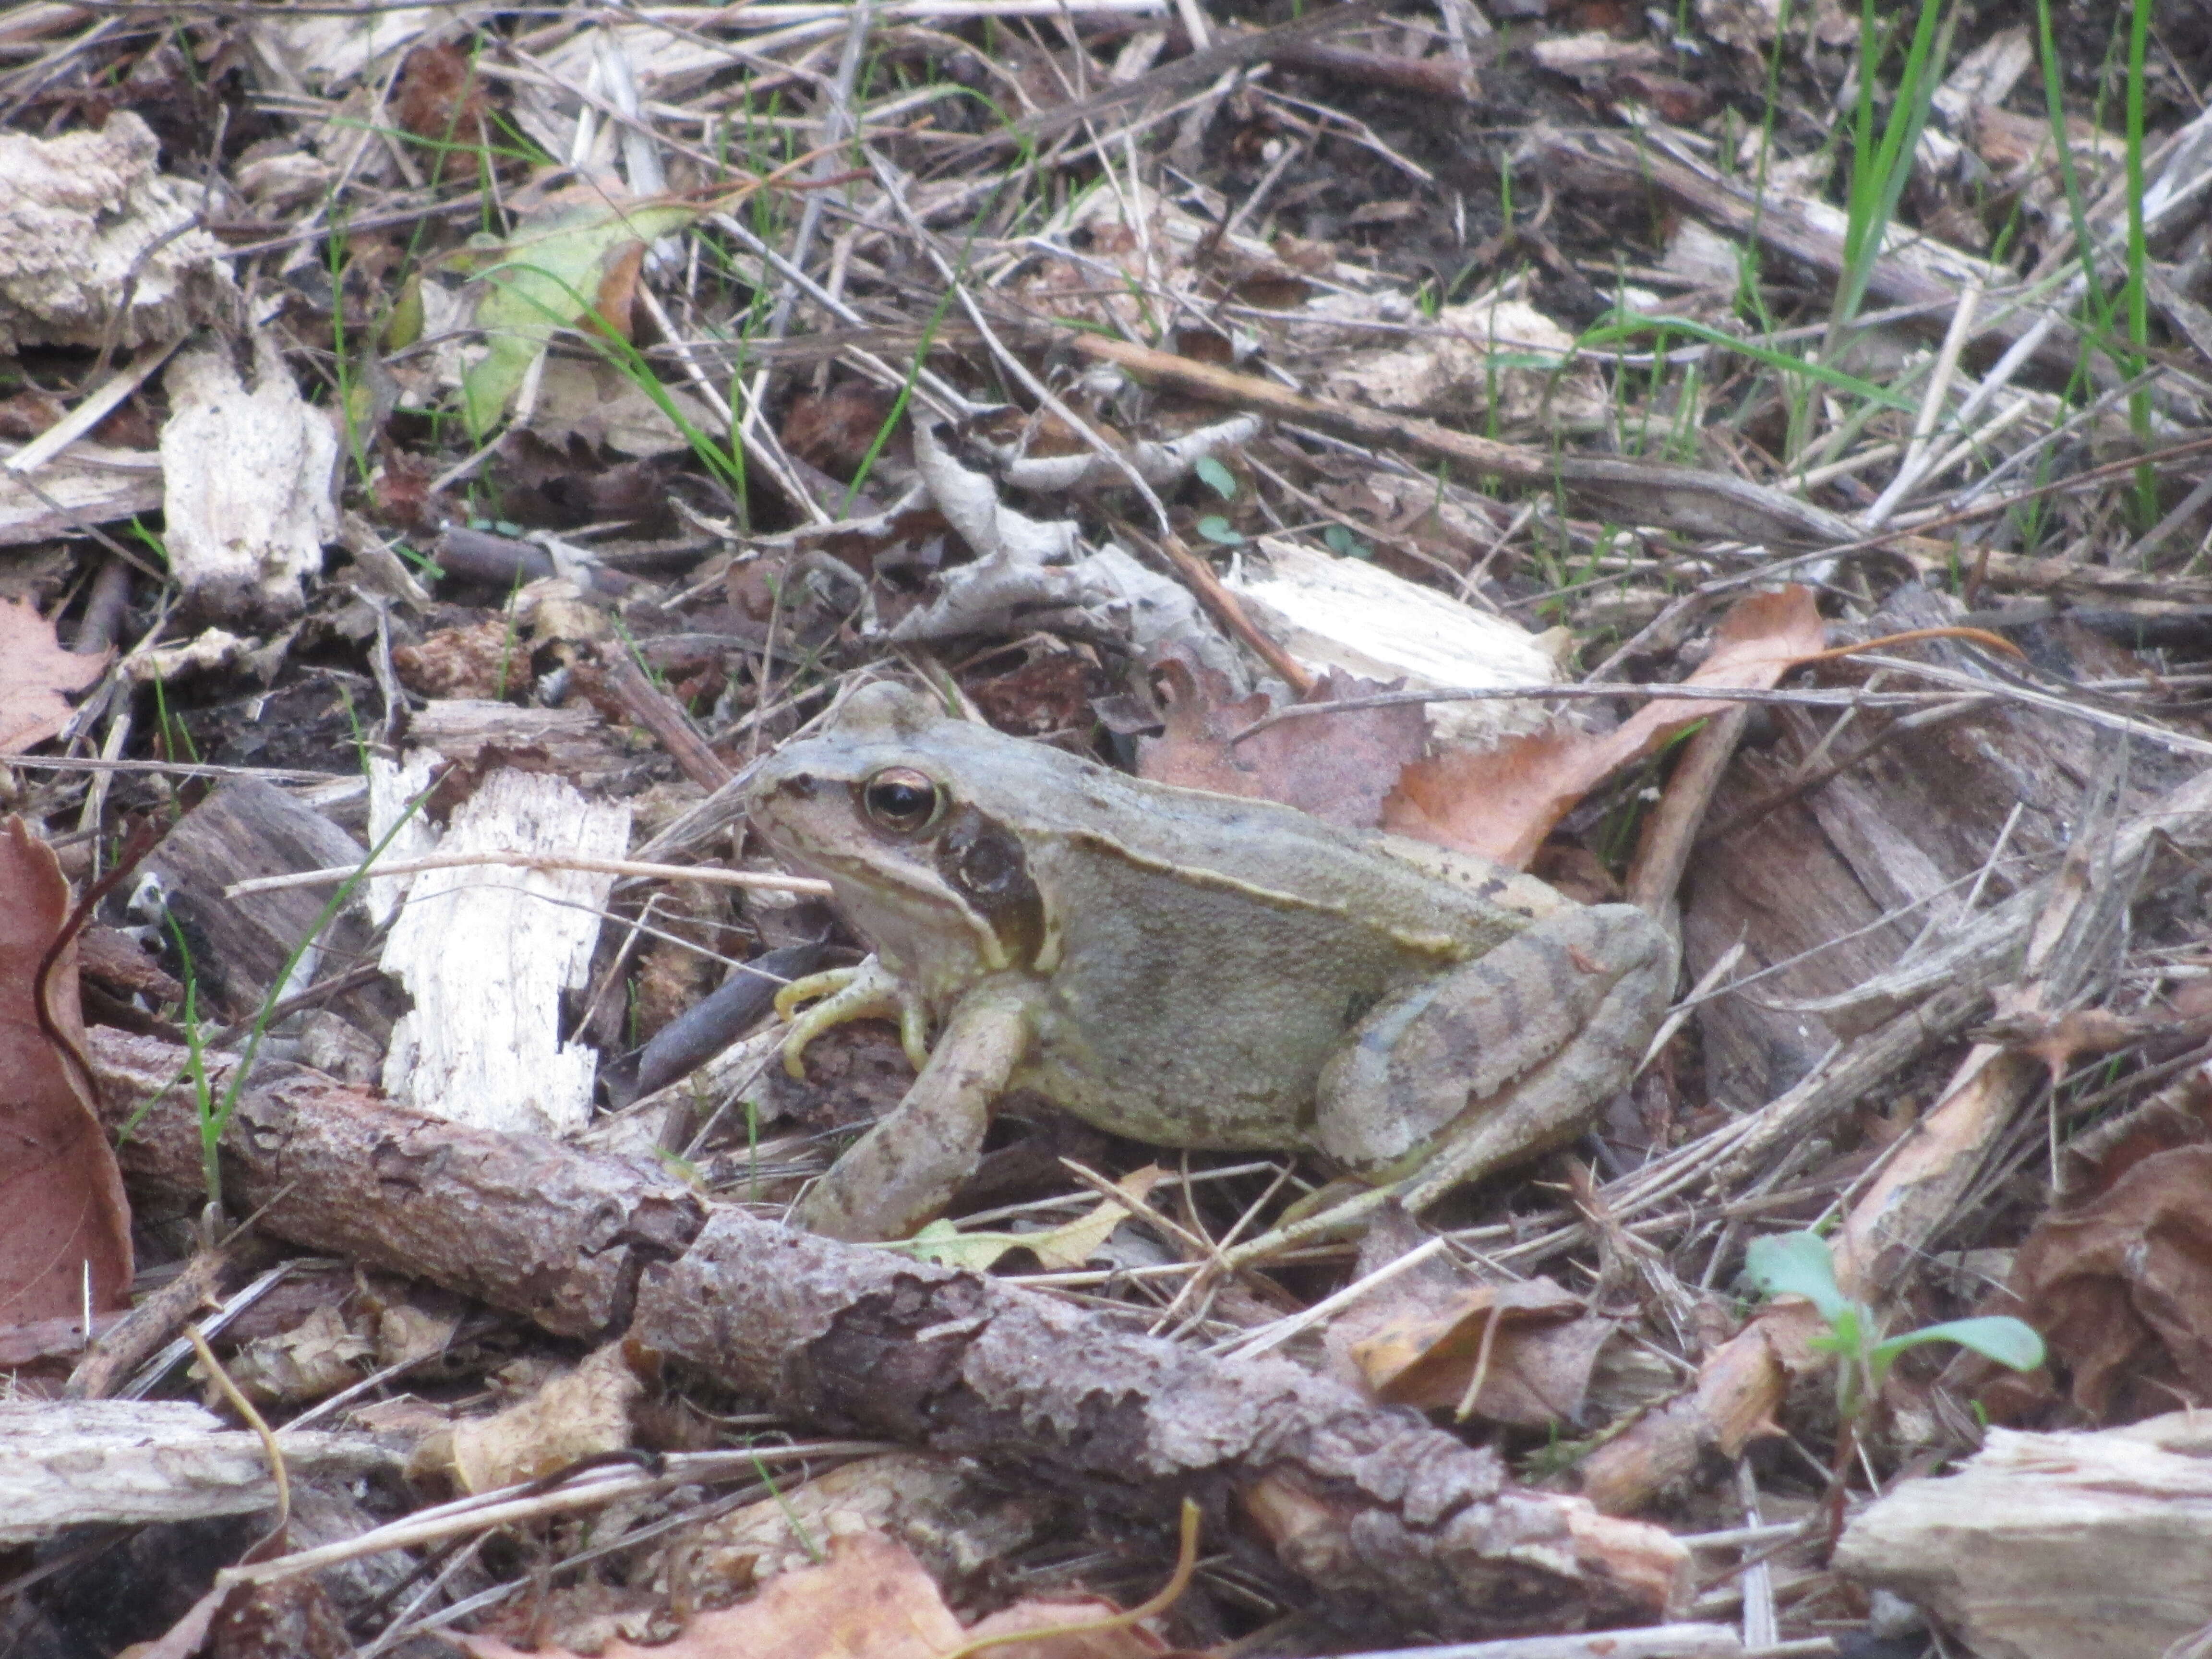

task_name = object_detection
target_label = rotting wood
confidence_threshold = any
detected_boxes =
[86,1026,1691,1641]
[1835,1412,2212,1659]
[1684,585,2131,1117]
[592,643,733,790]
[0,1398,395,1542]
[158,331,337,623]
[140,777,403,1040]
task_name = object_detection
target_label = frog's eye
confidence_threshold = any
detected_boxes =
[861,768,943,833]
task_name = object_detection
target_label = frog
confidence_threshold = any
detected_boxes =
[744,680,1677,1248]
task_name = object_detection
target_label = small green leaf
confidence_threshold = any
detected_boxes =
[1195,515,1245,547]
[382,273,424,352]
[1322,523,1373,559]
[1194,456,1238,499]
[454,198,702,438]
[902,1219,1018,1271]
[1744,1231,1853,1322]
[1874,1317,2045,1373]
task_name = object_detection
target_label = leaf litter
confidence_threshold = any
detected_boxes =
[1,0,2212,1655]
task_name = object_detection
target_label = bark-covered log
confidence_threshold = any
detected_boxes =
[90,1027,1688,1640]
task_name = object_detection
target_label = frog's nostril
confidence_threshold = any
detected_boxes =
[781,773,819,799]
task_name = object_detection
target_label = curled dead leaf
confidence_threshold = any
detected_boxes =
[1349,1276,1611,1426]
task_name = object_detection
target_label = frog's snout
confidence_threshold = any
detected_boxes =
[745,757,821,817]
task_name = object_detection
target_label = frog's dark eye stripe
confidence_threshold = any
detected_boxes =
[860,767,943,833]
[937,806,1044,966]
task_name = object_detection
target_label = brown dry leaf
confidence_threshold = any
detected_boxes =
[1137,662,1427,829]
[438,1339,646,1492]
[0,596,108,752]
[1608,69,1715,123]
[375,1298,460,1367]
[590,240,647,341]
[391,618,517,700]
[222,1304,372,1404]
[783,383,906,483]
[687,1451,1048,1597]
[1348,1276,1611,1425]
[1975,985,2212,1085]
[1385,585,1826,867]
[456,1526,1167,1659]
[453,1530,964,1659]
[2007,1142,2212,1419]
[0,817,132,1330]
[528,356,722,458]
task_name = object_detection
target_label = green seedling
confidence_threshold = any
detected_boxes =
[1322,523,1372,560]
[1831,0,1956,341]
[1744,1230,2044,1422]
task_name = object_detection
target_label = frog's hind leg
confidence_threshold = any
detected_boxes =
[1317,902,1676,1208]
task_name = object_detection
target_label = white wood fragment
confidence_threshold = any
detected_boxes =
[1227,537,1564,747]
[1834,1412,2212,1659]
[160,330,339,622]
[0,1399,396,1543]
[379,765,630,1136]
[365,749,442,927]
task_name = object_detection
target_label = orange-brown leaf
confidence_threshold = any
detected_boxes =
[0,817,132,1332]
[1384,585,1825,866]
[589,240,647,343]
[1137,661,1426,829]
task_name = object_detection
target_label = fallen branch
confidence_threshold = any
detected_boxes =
[87,1027,1689,1641]
[1046,329,1860,550]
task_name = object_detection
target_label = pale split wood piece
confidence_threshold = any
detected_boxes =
[378,767,631,1136]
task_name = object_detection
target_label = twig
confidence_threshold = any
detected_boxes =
[944,0,1387,156]
[226,853,829,900]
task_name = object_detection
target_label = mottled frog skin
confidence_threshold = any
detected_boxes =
[745,682,1675,1241]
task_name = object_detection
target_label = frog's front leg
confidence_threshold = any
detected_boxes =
[792,986,1034,1241]
[777,955,933,1076]
[1319,902,1677,1205]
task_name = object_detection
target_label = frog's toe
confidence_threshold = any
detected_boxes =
[774,965,859,1023]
